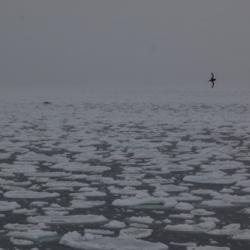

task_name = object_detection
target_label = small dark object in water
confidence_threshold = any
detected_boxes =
[43,101,51,105]
[209,72,216,88]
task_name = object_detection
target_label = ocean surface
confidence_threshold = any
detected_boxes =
[0,89,250,250]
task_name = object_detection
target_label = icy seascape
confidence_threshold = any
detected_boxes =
[0,90,250,250]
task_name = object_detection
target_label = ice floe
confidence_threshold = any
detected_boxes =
[127,216,154,225]
[232,230,250,241]
[208,224,241,236]
[8,229,58,243]
[0,201,20,212]
[165,222,216,233]
[104,220,126,229]
[28,214,108,225]
[187,246,230,250]
[4,190,59,199]
[119,227,152,239]
[113,197,177,209]
[60,231,169,250]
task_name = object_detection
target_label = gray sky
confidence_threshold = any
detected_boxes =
[1,0,250,97]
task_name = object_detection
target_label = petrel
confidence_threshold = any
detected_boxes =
[209,72,216,88]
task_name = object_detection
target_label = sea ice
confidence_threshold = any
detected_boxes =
[165,222,216,233]
[183,174,236,185]
[127,216,154,225]
[85,229,114,236]
[232,230,250,241]
[104,220,126,229]
[112,197,177,209]
[8,229,58,242]
[0,201,20,212]
[119,227,152,239]
[51,163,110,173]
[187,246,230,250]
[201,200,234,208]
[169,213,194,220]
[191,209,215,216]
[10,237,34,246]
[208,224,241,236]
[60,231,169,250]
[175,202,194,211]
[4,190,59,199]
[28,214,108,225]
[70,200,105,209]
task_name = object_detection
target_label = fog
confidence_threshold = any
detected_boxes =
[0,0,250,98]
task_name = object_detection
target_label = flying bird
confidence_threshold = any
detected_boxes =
[209,72,216,88]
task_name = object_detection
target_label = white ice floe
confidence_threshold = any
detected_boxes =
[112,197,177,209]
[220,194,250,205]
[170,241,197,247]
[0,201,20,212]
[129,223,149,228]
[169,213,194,220]
[232,230,250,241]
[73,190,106,198]
[24,171,71,178]
[153,189,170,197]
[0,152,12,160]
[168,165,194,173]
[0,163,38,174]
[4,223,48,231]
[183,173,237,185]
[165,222,216,233]
[8,229,58,242]
[17,152,58,163]
[112,179,142,187]
[241,187,250,193]
[127,216,154,225]
[28,214,108,225]
[187,246,230,250]
[239,208,250,214]
[13,208,37,215]
[60,231,168,250]
[108,186,144,196]
[200,161,245,171]
[10,237,34,246]
[0,178,31,187]
[201,200,234,208]
[30,201,49,208]
[44,181,85,188]
[191,209,215,216]
[175,193,202,202]
[175,202,194,211]
[192,189,220,197]
[220,188,234,194]
[85,229,114,236]
[159,184,189,193]
[236,180,250,187]
[4,190,59,199]
[70,200,105,209]
[208,224,241,236]
[104,220,126,229]
[44,210,69,216]
[51,163,110,173]
[119,227,152,239]
[200,217,220,224]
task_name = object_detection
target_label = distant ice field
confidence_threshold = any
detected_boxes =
[0,91,250,249]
